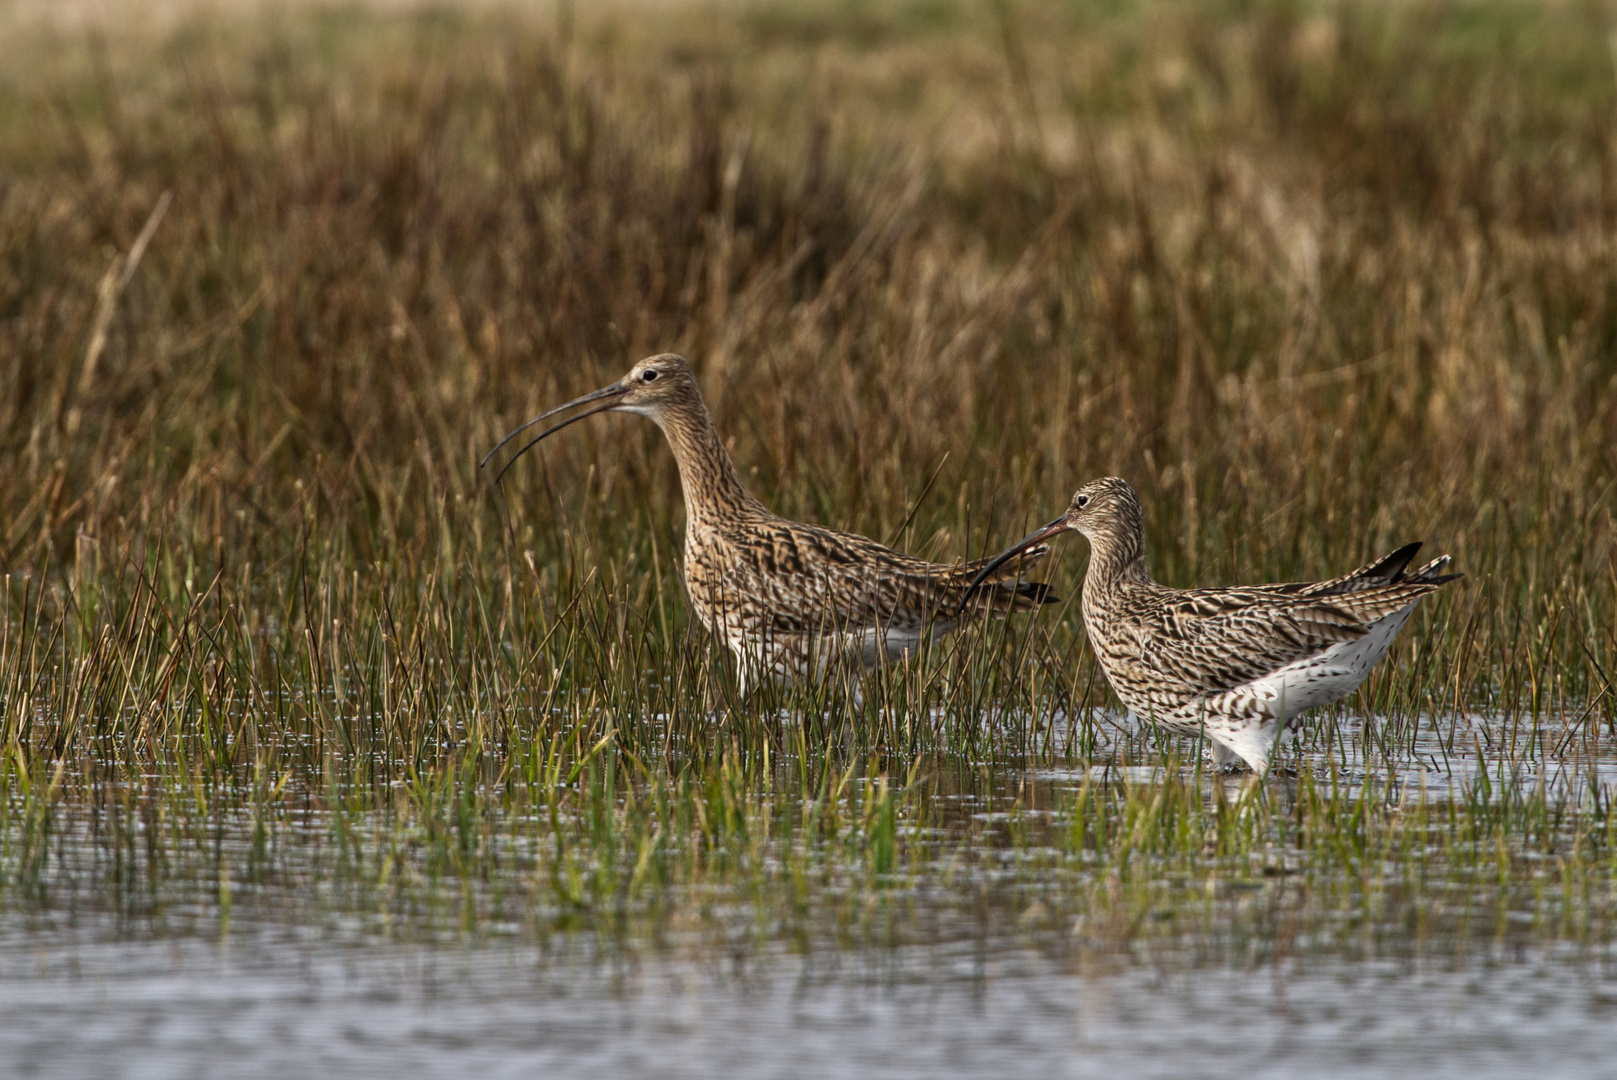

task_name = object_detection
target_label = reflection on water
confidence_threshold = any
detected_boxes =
[1032,707,1617,804]
[2,920,1614,1079]
[4,706,1615,1075]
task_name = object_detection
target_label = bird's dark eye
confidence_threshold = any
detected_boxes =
[641,370,659,382]
[1076,495,1089,508]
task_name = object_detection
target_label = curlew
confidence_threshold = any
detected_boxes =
[485,353,1057,690]
[963,477,1459,774]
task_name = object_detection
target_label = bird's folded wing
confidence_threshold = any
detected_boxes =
[695,520,1052,635]
[1144,584,1434,692]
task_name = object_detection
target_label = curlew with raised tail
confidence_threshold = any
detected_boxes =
[964,477,1459,774]
[485,354,1057,690]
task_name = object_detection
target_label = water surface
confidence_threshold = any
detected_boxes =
[5,707,1615,1076]
[4,919,1614,1079]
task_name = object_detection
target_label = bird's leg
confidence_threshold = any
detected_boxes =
[1208,738,1250,774]
[705,665,747,728]
[713,653,778,726]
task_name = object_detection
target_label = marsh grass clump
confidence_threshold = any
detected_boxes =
[0,0,1614,962]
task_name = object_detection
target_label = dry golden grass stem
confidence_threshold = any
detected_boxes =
[67,190,171,436]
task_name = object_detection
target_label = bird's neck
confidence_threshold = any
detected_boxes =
[654,402,766,526]
[1082,525,1153,599]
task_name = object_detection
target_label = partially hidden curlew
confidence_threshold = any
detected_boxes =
[964,477,1459,774]
[485,353,1057,691]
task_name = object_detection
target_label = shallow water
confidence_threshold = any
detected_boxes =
[3,919,1615,1079]
[5,707,1615,1075]
[1041,706,1617,803]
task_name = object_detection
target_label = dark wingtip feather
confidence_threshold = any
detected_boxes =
[1301,541,1427,597]
[1373,541,1424,583]
[1015,581,1060,605]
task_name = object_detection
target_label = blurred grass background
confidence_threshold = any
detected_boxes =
[4,0,1612,690]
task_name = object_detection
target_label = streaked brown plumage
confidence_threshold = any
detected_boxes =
[485,353,1056,689]
[965,477,1460,774]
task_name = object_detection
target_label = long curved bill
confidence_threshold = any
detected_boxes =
[480,381,629,484]
[958,514,1071,614]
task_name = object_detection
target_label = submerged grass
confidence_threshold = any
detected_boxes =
[0,0,1615,964]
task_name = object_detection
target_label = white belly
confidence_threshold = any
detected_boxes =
[722,619,954,692]
[1169,600,1419,773]
[1224,601,1417,721]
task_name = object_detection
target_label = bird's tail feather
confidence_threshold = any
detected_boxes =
[1406,554,1462,586]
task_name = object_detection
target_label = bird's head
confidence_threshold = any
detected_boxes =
[957,477,1143,608]
[481,353,704,482]
[1056,476,1140,542]
[605,354,705,419]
